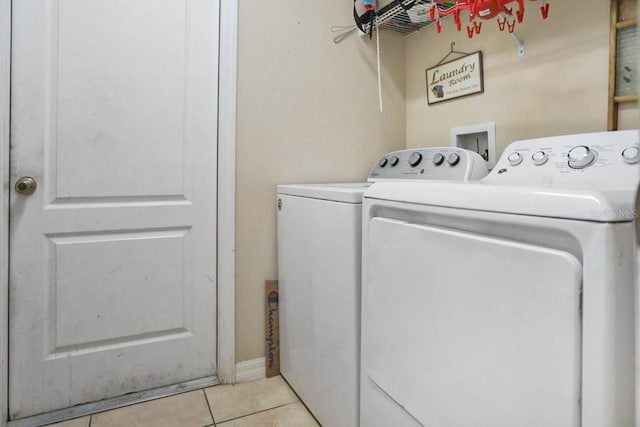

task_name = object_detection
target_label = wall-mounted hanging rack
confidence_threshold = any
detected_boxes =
[360,0,445,36]
[332,0,440,43]
[338,0,549,53]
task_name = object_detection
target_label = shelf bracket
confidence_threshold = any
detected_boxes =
[511,31,525,57]
[498,12,525,57]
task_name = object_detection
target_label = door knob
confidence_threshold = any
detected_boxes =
[15,176,37,195]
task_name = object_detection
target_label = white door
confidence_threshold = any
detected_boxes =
[9,0,219,419]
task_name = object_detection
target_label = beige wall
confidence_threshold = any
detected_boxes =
[405,0,618,153]
[236,1,406,362]
[235,0,638,364]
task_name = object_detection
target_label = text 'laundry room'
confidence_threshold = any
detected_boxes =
[0,0,638,426]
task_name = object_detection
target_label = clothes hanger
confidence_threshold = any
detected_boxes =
[436,42,472,66]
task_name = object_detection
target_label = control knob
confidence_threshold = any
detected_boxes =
[531,151,548,166]
[378,157,388,168]
[507,152,523,166]
[408,152,422,167]
[447,153,460,166]
[432,153,445,166]
[389,156,399,167]
[568,145,596,169]
[622,146,639,164]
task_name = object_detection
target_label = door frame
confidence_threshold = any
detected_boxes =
[217,0,238,385]
[0,0,10,425]
[0,0,237,424]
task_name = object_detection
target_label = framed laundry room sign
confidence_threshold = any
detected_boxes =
[426,51,484,105]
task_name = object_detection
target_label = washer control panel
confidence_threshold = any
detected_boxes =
[484,130,639,187]
[368,147,488,182]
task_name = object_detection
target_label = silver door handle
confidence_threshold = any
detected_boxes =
[15,176,37,195]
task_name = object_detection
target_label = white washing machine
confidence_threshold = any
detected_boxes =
[360,130,639,427]
[277,148,488,427]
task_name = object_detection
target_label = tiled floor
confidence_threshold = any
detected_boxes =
[45,376,319,427]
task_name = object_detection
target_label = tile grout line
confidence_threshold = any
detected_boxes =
[280,376,322,426]
[58,379,306,427]
[215,400,300,425]
[201,388,217,426]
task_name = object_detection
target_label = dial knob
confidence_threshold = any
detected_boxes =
[378,157,388,168]
[432,153,445,166]
[389,156,399,167]
[531,151,548,166]
[447,153,460,166]
[568,145,596,169]
[507,152,523,166]
[408,152,422,167]
[622,146,639,164]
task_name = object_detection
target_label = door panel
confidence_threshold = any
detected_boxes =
[49,229,191,351]
[55,1,188,199]
[10,0,218,418]
[361,217,582,427]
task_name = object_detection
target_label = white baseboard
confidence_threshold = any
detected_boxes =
[235,357,266,383]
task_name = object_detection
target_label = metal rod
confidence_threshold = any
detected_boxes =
[511,31,525,57]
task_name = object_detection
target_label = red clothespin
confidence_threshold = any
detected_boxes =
[541,1,550,19]
[474,21,482,34]
[430,5,436,21]
[437,19,443,33]
[466,25,474,38]
[507,19,516,33]
[497,15,507,31]
[454,9,462,30]
[516,0,524,22]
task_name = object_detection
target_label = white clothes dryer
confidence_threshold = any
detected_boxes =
[360,130,639,427]
[277,148,488,427]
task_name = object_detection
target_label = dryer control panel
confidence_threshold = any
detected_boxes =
[484,130,640,188]
[368,147,488,182]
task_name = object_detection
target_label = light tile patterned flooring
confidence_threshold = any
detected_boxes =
[45,376,319,427]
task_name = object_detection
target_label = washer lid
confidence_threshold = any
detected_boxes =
[277,183,370,204]
[364,181,638,222]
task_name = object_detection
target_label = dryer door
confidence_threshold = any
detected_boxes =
[361,217,582,427]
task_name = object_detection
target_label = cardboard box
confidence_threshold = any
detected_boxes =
[265,280,280,378]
